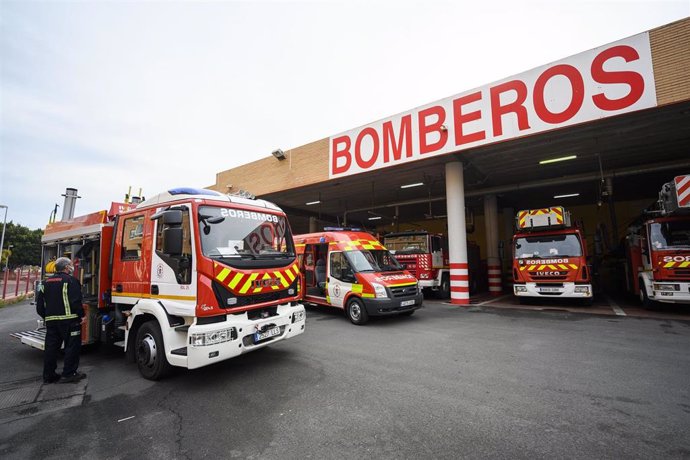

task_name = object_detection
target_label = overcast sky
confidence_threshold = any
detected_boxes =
[1,0,688,230]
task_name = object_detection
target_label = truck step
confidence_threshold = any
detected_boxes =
[175,325,190,332]
[171,347,187,356]
[11,329,47,351]
[113,341,125,348]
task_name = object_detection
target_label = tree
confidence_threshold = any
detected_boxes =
[1,222,43,269]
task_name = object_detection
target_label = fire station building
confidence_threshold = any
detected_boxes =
[210,18,690,305]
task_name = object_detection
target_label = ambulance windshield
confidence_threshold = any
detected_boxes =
[345,249,403,273]
[514,234,582,259]
[198,206,294,264]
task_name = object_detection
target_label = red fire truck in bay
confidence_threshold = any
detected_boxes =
[12,187,306,379]
[512,206,592,303]
[625,175,690,307]
[384,231,486,298]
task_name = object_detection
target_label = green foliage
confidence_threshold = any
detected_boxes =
[1,222,43,268]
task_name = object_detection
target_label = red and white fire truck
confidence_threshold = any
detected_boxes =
[512,206,592,303]
[12,187,306,379]
[624,175,690,307]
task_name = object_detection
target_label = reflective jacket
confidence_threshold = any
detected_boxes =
[36,272,84,322]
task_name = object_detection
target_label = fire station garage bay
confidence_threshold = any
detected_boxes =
[209,18,690,311]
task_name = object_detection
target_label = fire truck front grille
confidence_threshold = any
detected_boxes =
[213,279,298,308]
[390,285,418,298]
[528,275,568,281]
[668,270,690,279]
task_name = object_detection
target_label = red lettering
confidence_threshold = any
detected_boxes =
[533,64,584,124]
[383,115,412,163]
[453,91,485,146]
[418,106,448,154]
[331,136,352,175]
[490,80,530,137]
[355,127,379,169]
[591,45,644,111]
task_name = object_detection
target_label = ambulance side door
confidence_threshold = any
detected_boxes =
[327,251,355,309]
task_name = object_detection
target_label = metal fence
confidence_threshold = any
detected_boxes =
[1,268,41,300]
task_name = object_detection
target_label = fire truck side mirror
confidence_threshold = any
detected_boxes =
[162,210,183,225]
[163,228,183,256]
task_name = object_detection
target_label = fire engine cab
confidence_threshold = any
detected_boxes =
[512,206,592,303]
[625,175,690,307]
[294,230,423,325]
[12,187,306,379]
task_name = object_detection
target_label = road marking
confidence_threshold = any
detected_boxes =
[605,295,627,316]
[118,416,136,422]
[475,294,512,306]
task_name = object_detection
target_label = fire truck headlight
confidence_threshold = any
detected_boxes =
[514,286,527,293]
[653,283,678,291]
[371,283,388,298]
[292,310,305,323]
[189,327,237,347]
[574,286,590,295]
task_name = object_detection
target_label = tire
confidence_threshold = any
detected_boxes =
[580,297,594,307]
[135,321,172,380]
[346,297,369,325]
[437,274,450,300]
[639,280,656,310]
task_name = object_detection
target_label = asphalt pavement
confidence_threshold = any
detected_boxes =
[1,298,689,459]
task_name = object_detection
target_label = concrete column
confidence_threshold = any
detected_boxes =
[484,194,502,296]
[445,162,469,305]
[309,216,318,233]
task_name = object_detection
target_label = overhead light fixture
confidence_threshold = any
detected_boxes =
[553,193,580,199]
[400,182,424,189]
[272,149,286,160]
[368,216,382,221]
[539,155,577,165]
[305,200,321,206]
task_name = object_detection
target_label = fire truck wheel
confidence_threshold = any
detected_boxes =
[638,280,657,310]
[135,321,172,380]
[437,274,450,300]
[346,298,369,325]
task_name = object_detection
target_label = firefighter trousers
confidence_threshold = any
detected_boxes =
[43,320,82,380]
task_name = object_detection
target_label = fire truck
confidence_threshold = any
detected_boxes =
[512,206,592,303]
[294,229,422,325]
[12,187,306,380]
[383,231,483,298]
[624,175,690,307]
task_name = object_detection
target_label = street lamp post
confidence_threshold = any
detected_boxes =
[0,205,7,271]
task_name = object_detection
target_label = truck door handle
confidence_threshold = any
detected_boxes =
[115,284,123,293]
[151,285,159,295]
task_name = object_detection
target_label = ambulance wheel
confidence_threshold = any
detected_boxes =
[135,321,171,380]
[437,274,450,300]
[346,298,369,325]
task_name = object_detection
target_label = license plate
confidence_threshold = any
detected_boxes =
[400,299,415,307]
[254,326,281,343]
[539,287,560,293]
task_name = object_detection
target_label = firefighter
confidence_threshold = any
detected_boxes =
[36,257,86,384]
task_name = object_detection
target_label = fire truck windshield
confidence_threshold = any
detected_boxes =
[649,221,690,249]
[345,249,403,273]
[515,234,582,259]
[198,206,294,265]
[384,235,428,254]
